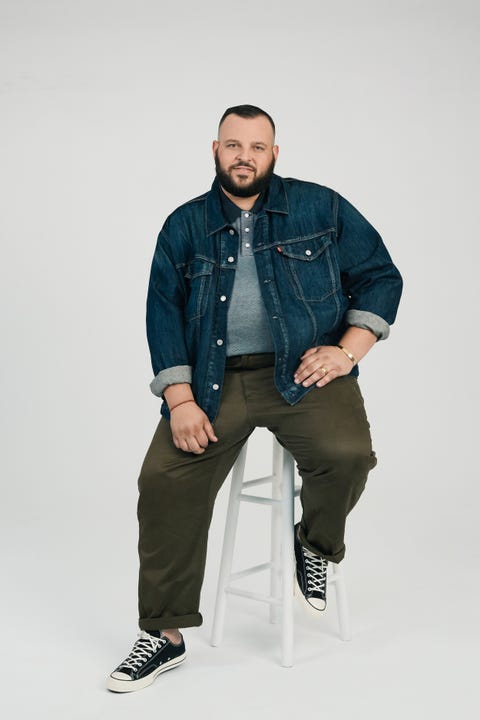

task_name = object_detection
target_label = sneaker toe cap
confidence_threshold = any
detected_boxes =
[110,670,133,681]
[307,596,326,611]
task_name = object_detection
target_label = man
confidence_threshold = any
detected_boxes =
[107,105,402,692]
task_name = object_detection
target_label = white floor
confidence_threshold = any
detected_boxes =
[3,530,476,720]
[2,423,477,720]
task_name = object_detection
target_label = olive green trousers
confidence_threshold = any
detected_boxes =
[137,353,377,631]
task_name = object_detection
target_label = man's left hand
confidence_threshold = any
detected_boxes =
[293,346,354,388]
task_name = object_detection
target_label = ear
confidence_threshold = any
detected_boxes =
[212,140,219,157]
[273,144,280,161]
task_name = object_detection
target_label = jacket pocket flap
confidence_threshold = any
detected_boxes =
[278,233,331,261]
[184,257,215,279]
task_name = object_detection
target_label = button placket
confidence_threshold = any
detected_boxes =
[240,211,254,256]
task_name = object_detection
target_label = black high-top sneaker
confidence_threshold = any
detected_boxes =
[294,522,328,611]
[107,630,186,693]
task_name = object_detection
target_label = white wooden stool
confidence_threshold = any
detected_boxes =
[211,435,351,667]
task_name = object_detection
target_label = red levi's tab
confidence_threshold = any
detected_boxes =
[276,246,283,252]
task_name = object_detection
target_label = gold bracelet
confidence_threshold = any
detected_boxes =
[169,399,195,412]
[336,344,357,365]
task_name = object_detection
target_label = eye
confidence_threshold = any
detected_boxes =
[255,145,265,151]
[226,143,237,148]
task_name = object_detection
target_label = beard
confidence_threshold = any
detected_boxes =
[214,150,276,198]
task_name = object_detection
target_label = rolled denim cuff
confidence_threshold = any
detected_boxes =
[345,309,390,340]
[149,365,192,397]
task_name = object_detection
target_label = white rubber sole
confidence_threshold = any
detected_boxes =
[107,652,186,693]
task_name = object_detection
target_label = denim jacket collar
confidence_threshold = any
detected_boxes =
[206,173,289,236]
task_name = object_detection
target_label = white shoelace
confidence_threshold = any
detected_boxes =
[120,631,167,671]
[303,547,328,593]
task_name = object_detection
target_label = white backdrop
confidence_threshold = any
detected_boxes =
[1,1,478,718]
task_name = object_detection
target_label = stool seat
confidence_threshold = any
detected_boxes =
[211,435,351,667]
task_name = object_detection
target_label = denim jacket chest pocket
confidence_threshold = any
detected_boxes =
[183,256,215,321]
[275,232,339,302]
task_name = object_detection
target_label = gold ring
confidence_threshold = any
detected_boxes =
[320,366,328,375]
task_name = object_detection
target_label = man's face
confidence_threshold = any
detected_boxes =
[212,114,279,198]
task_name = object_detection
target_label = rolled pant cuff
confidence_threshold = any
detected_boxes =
[139,612,203,630]
[297,526,345,564]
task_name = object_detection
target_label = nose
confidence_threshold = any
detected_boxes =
[235,147,253,165]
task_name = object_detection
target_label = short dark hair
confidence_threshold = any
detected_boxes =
[218,104,276,136]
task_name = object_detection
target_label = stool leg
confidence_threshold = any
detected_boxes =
[332,562,352,641]
[269,440,283,624]
[211,443,248,647]
[281,449,295,667]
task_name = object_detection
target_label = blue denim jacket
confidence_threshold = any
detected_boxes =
[146,174,403,422]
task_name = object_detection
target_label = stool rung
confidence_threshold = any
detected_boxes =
[239,493,282,505]
[228,561,272,582]
[225,586,282,606]
[241,475,275,488]
[239,488,301,504]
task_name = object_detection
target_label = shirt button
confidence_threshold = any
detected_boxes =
[244,212,250,217]
[212,383,219,390]
[305,249,312,256]
[245,227,250,232]
[245,242,251,248]
[229,228,235,235]
[220,295,227,301]
[216,339,224,346]
[227,256,235,262]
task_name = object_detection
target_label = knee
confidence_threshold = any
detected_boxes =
[298,439,377,483]
[331,445,377,511]
[329,443,377,477]
[340,447,377,477]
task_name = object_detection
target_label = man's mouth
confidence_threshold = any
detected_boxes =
[233,165,254,172]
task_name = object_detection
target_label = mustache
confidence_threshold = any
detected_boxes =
[231,163,255,171]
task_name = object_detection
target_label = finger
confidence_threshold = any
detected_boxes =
[300,346,320,360]
[295,357,330,383]
[298,346,331,369]
[178,438,190,453]
[300,367,329,387]
[293,348,318,377]
[196,429,210,448]
[294,356,322,381]
[316,369,339,388]
[187,436,205,454]
[205,422,218,442]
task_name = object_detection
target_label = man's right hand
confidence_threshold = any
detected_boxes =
[169,401,218,454]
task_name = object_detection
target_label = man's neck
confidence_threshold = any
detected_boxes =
[220,186,259,211]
